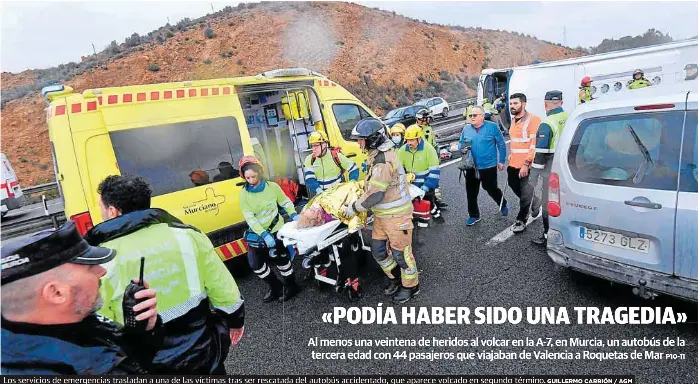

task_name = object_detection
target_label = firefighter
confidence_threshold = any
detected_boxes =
[685,63,698,81]
[415,109,437,148]
[578,76,593,104]
[238,156,301,302]
[304,131,359,195]
[341,118,420,304]
[390,123,406,147]
[628,69,652,89]
[398,125,444,230]
[529,91,569,247]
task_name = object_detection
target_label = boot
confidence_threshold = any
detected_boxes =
[383,267,401,296]
[279,277,300,302]
[531,234,547,247]
[392,284,420,304]
[346,278,362,302]
[262,274,283,303]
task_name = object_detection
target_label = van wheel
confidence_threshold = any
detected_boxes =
[226,255,251,278]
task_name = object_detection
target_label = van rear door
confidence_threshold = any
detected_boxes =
[674,92,698,280]
[557,99,685,274]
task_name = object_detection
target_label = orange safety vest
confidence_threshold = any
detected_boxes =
[507,112,541,169]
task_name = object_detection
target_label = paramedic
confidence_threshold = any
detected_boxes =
[685,63,698,81]
[84,174,244,375]
[416,109,437,148]
[390,123,406,148]
[458,106,509,226]
[342,118,420,304]
[529,90,569,247]
[463,104,475,123]
[628,69,652,89]
[398,125,444,229]
[238,156,301,302]
[578,76,593,104]
[506,93,542,234]
[1,222,162,374]
[304,131,359,195]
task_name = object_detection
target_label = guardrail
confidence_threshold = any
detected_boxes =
[449,98,476,109]
[23,182,58,195]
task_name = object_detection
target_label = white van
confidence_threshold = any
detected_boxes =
[546,85,698,302]
[1,153,24,217]
[478,39,698,130]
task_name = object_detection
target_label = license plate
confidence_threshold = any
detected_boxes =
[579,227,650,254]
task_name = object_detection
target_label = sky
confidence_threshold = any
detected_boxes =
[2,1,697,73]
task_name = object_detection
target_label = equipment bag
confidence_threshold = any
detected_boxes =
[276,177,299,203]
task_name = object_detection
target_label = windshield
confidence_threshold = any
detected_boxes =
[415,99,429,105]
[385,108,404,119]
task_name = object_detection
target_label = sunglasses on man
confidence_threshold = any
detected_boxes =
[468,113,482,117]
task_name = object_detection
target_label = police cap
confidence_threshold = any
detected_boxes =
[544,90,563,101]
[1,221,115,285]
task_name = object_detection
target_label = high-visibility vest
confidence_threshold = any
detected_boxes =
[578,87,592,104]
[534,110,568,154]
[628,78,651,89]
[508,113,540,168]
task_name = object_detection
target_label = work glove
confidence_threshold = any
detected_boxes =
[315,187,323,195]
[261,231,276,249]
[342,203,356,219]
[420,185,430,193]
[406,173,416,184]
[290,213,300,222]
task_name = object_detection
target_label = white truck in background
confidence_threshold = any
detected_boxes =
[1,153,25,218]
[478,39,698,130]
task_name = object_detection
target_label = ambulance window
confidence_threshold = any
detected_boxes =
[332,104,372,141]
[109,117,244,196]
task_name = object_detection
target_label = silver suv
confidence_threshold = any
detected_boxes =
[547,87,698,302]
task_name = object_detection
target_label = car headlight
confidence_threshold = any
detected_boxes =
[600,84,609,93]
[613,82,622,91]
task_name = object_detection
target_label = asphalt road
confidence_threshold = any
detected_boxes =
[223,159,698,382]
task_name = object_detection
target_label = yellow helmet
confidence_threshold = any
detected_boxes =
[404,124,423,140]
[308,130,329,144]
[390,123,406,135]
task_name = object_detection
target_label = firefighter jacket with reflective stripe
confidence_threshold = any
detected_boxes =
[304,150,359,192]
[628,78,651,89]
[355,148,413,218]
[578,86,592,104]
[84,208,244,374]
[419,123,436,148]
[507,112,541,169]
[533,107,568,168]
[397,140,440,191]
[239,180,296,235]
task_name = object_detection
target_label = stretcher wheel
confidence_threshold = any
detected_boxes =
[347,285,362,302]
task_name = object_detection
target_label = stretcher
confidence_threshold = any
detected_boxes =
[277,184,425,297]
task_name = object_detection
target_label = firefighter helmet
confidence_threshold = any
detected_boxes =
[415,109,430,121]
[581,76,593,86]
[238,155,264,175]
[308,131,329,144]
[350,118,388,149]
[390,123,406,135]
[633,69,644,76]
[404,125,423,140]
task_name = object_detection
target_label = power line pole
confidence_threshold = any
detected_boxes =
[92,43,96,56]
[211,3,215,13]
[563,25,567,46]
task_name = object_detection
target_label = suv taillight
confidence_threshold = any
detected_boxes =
[548,172,561,217]
[70,212,94,235]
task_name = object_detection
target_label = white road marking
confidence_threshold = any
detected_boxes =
[486,209,541,246]
[439,158,462,168]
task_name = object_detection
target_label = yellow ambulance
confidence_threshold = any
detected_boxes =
[42,68,377,273]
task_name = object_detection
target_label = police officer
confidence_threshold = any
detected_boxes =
[529,91,569,247]
[628,69,652,89]
[685,63,698,81]
[415,108,437,148]
[84,174,245,374]
[304,131,359,195]
[578,76,593,104]
[390,123,406,148]
[1,222,163,374]
[342,118,420,304]
[238,156,301,302]
[398,125,444,229]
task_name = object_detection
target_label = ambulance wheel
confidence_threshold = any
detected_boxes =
[226,255,251,278]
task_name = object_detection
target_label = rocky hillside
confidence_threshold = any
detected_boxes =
[1,1,581,186]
